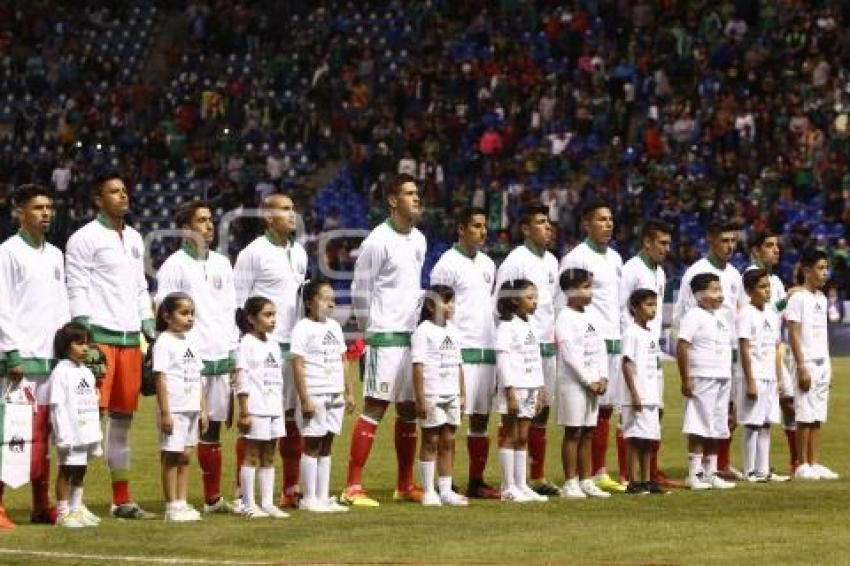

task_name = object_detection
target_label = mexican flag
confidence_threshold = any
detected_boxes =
[0,401,32,488]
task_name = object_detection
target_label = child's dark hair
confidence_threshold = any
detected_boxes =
[497,279,535,321]
[743,268,769,292]
[155,292,194,332]
[629,288,657,313]
[419,284,455,325]
[237,296,275,334]
[799,247,829,269]
[53,322,90,360]
[559,268,591,292]
[302,279,332,319]
[690,272,720,294]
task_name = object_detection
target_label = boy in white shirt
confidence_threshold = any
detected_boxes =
[622,289,666,495]
[555,269,610,499]
[677,273,735,490]
[787,249,838,480]
[737,269,788,482]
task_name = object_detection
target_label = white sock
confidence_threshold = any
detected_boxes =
[105,416,131,473]
[514,449,528,489]
[703,454,718,479]
[499,448,515,491]
[300,455,318,503]
[317,456,331,503]
[57,500,70,517]
[258,466,275,509]
[419,460,436,494]
[688,453,703,482]
[756,428,771,475]
[69,486,83,512]
[240,466,256,509]
[744,427,758,475]
[438,476,452,496]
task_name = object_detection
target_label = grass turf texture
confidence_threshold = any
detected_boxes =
[2,360,849,565]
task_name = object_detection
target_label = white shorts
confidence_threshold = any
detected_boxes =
[462,362,496,415]
[159,411,199,452]
[736,379,780,426]
[621,405,661,440]
[243,414,285,441]
[600,352,621,407]
[296,392,345,437]
[363,345,413,403]
[541,354,556,406]
[795,360,831,424]
[58,442,101,466]
[497,387,540,419]
[556,381,599,428]
[203,373,232,422]
[420,394,461,428]
[682,378,731,439]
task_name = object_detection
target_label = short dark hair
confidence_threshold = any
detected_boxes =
[518,203,549,227]
[155,292,194,332]
[174,200,213,228]
[743,268,769,292]
[690,272,720,294]
[747,230,777,251]
[301,279,333,319]
[236,296,276,334]
[11,184,53,208]
[581,198,611,220]
[496,279,536,321]
[629,288,657,311]
[559,268,591,292]
[455,207,488,233]
[419,284,456,325]
[640,219,673,243]
[93,170,123,196]
[706,221,737,238]
[799,247,829,268]
[383,173,417,201]
[53,322,90,360]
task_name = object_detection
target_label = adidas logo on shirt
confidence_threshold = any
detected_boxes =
[183,348,196,360]
[650,341,656,349]
[322,331,340,346]
[264,353,279,368]
[75,379,91,395]
[524,331,536,346]
[815,303,824,313]
[586,323,596,334]
[439,336,455,351]
[763,320,772,331]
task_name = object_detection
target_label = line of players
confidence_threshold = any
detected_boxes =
[0,171,836,527]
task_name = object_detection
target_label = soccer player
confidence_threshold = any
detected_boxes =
[555,268,610,499]
[672,222,744,480]
[429,207,499,499]
[156,201,238,513]
[737,269,788,482]
[619,219,679,488]
[787,248,838,480]
[65,172,155,519]
[494,204,560,496]
[0,184,71,528]
[234,193,308,508]
[677,273,735,491]
[745,231,799,472]
[343,173,427,506]
[560,199,624,494]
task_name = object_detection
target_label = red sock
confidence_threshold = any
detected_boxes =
[785,429,799,471]
[616,428,627,481]
[467,435,490,482]
[280,421,303,496]
[394,419,417,492]
[591,407,612,475]
[30,406,50,512]
[198,442,222,504]
[528,426,547,481]
[235,437,247,490]
[347,416,377,488]
[649,440,660,481]
[717,437,731,471]
[112,480,130,506]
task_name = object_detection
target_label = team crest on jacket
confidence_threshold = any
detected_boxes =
[415,249,423,263]
[54,266,61,280]
[211,275,222,289]
[483,271,492,284]
[131,246,141,259]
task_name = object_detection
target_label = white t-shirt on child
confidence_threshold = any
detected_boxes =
[152,331,204,412]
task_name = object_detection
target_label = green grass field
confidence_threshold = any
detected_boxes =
[2,360,849,565]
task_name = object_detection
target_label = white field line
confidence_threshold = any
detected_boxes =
[0,547,277,565]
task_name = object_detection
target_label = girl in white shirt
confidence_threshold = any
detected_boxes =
[153,292,206,522]
[495,279,547,503]
[50,322,103,528]
[291,281,354,513]
[412,284,467,507]
[235,296,288,519]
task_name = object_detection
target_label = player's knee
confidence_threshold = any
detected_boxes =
[469,414,488,434]
[200,420,222,443]
[395,401,417,422]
